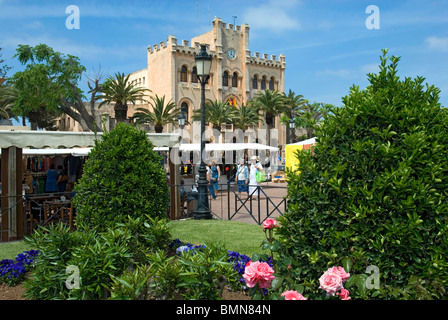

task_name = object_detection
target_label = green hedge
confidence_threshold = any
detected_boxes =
[73,123,169,232]
[278,50,448,299]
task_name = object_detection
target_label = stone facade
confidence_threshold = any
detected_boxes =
[60,17,289,153]
[127,17,287,148]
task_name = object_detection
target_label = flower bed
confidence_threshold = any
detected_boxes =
[0,250,40,287]
[3,221,355,301]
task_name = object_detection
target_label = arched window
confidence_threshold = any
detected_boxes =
[269,77,274,90]
[223,71,229,87]
[191,67,198,84]
[181,102,189,122]
[180,65,188,82]
[252,75,258,89]
[232,72,238,88]
[261,76,266,90]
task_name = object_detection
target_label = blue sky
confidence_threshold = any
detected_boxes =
[1,0,447,108]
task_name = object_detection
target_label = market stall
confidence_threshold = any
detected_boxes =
[285,137,316,171]
[0,129,181,242]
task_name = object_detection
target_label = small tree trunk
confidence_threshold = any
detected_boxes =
[155,124,163,133]
[114,103,128,123]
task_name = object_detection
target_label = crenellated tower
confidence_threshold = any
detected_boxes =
[127,16,286,146]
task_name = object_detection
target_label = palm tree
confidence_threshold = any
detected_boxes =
[231,103,262,131]
[281,89,307,142]
[192,100,234,143]
[249,90,285,145]
[296,102,331,139]
[131,95,180,133]
[96,72,150,123]
[0,85,17,119]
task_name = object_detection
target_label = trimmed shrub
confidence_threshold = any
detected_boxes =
[278,50,448,299]
[73,123,169,232]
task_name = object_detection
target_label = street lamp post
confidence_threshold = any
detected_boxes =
[289,118,296,144]
[178,112,186,145]
[193,44,213,220]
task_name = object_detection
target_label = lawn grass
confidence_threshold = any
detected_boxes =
[0,240,33,260]
[0,219,266,261]
[170,218,266,257]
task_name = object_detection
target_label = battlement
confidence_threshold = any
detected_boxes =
[147,17,283,69]
[220,22,242,32]
[214,17,249,35]
[247,51,286,67]
[148,35,217,57]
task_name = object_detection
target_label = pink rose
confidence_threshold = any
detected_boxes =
[243,261,275,289]
[318,270,344,296]
[337,289,351,300]
[281,290,307,300]
[327,266,350,282]
[263,218,279,230]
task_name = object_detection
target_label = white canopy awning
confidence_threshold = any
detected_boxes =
[287,137,316,146]
[0,130,181,149]
[0,146,170,157]
[179,143,279,152]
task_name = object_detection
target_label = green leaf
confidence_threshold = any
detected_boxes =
[342,258,353,273]
[271,276,284,290]
[269,241,280,252]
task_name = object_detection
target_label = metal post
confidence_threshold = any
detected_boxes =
[194,77,212,220]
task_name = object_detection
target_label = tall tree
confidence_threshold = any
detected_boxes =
[249,89,285,145]
[231,102,262,131]
[192,100,234,143]
[0,85,17,120]
[295,101,331,140]
[11,44,102,131]
[0,45,12,79]
[131,95,180,133]
[280,89,307,142]
[96,72,150,123]
[0,45,14,120]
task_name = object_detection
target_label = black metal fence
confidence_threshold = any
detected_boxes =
[1,182,288,242]
[178,181,288,225]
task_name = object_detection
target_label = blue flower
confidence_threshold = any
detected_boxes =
[0,250,40,286]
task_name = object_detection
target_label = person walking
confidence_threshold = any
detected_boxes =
[249,156,263,199]
[206,163,217,200]
[209,160,220,199]
[236,159,249,196]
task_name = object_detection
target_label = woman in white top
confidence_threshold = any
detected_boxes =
[248,156,263,198]
[236,159,249,195]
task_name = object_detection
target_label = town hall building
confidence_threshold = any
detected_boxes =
[60,17,288,152]
[127,17,287,147]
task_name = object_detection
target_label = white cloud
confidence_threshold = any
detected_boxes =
[360,63,379,74]
[425,36,448,52]
[0,2,173,20]
[241,0,301,32]
[3,34,143,62]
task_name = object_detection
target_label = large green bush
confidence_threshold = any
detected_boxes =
[278,50,448,299]
[73,123,169,232]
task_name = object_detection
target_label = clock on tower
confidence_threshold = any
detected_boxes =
[226,48,236,60]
